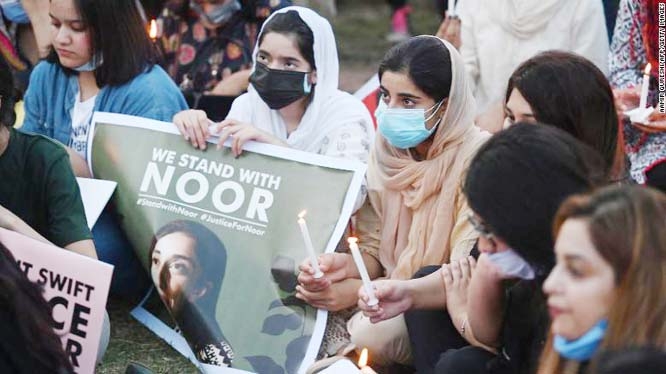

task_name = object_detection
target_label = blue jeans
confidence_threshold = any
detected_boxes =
[92,208,150,301]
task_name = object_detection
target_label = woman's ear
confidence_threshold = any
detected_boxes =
[190,281,212,301]
[310,70,317,85]
[440,98,449,115]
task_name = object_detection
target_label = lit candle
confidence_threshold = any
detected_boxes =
[298,211,323,279]
[358,348,378,374]
[348,237,378,306]
[448,0,455,17]
[149,19,158,41]
[639,63,652,109]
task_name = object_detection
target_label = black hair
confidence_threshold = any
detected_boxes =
[258,10,315,70]
[645,158,666,194]
[0,242,74,372]
[0,56,16,127]
[463,124,608,276]
[506,50,620,175]
[378,36,452,102]
[46,0,160,87]
[149,220,227,315]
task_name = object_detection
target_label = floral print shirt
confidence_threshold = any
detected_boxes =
[157,0,291,94]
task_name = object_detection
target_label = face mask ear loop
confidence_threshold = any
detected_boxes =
[303,73,312,94]
[425,98,446,122]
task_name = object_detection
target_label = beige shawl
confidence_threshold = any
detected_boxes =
[367,37,489,280]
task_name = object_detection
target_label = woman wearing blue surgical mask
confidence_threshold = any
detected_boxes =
[297,35,490,367]
[20,0,188,300]
[539,185,666,374]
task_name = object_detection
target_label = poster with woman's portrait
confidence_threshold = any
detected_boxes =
[87,113,366,374]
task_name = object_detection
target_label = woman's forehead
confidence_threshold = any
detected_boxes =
[259,32,305,59]
[380,71,430,99]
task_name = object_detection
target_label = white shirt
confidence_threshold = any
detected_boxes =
[69,91,97,159]
[458,0,609,114]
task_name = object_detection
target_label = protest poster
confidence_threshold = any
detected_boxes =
[0,228,113,374]
[87,112,367,374]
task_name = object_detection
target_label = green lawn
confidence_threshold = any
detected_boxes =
[97,297,195,373]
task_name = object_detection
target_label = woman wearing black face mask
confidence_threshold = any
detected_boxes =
[173,7,375,197]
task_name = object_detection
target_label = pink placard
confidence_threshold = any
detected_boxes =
[0,228,113,374]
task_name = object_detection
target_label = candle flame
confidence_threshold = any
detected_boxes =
[645,63,652,75]
[358,348,369,367]
[347,237,358,244]
[298,210,307,219]
[149,19,157,39]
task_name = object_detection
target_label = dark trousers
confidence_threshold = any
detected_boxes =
[435,346,497,374]
[404,266,468,374]
[405,266,496,374]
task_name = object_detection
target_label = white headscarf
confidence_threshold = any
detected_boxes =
[489,0,562,39]
[226,6,374,153]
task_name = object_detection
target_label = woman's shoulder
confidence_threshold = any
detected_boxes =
[14,129,68,164]
[116,65,188,108]
[97,65,187,121]
[127,65,181,91]
[324,90,369,112]
[321,92,374,131]
[29,61,68,84]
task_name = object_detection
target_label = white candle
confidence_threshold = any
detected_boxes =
[639,63,652,109]
[348,238,378,306]
[448,0,455,17]
[358,348,378,374]
[298,211,323,279]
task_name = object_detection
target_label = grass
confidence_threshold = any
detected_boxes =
[98,1,442,372]
[97,297,195,373]
[333,0,442,92]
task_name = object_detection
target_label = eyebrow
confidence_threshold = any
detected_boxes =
[563,254,588,263]
[49,13,84,23]
[258,50,301,62]
[379,85,422,100]
[504,106,535,118]
[164,255,195,267]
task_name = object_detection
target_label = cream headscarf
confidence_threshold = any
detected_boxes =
[226,6,374,153]
[367,36,489,280]
[490,0,562,39]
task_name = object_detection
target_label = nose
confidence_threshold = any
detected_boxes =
[53,26,71,46]
[267,60,282,70]
[542,266,559,295]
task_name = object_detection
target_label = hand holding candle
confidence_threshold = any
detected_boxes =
[639,63,652,109]
[348,237,378,306]
[298,211,324,279]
